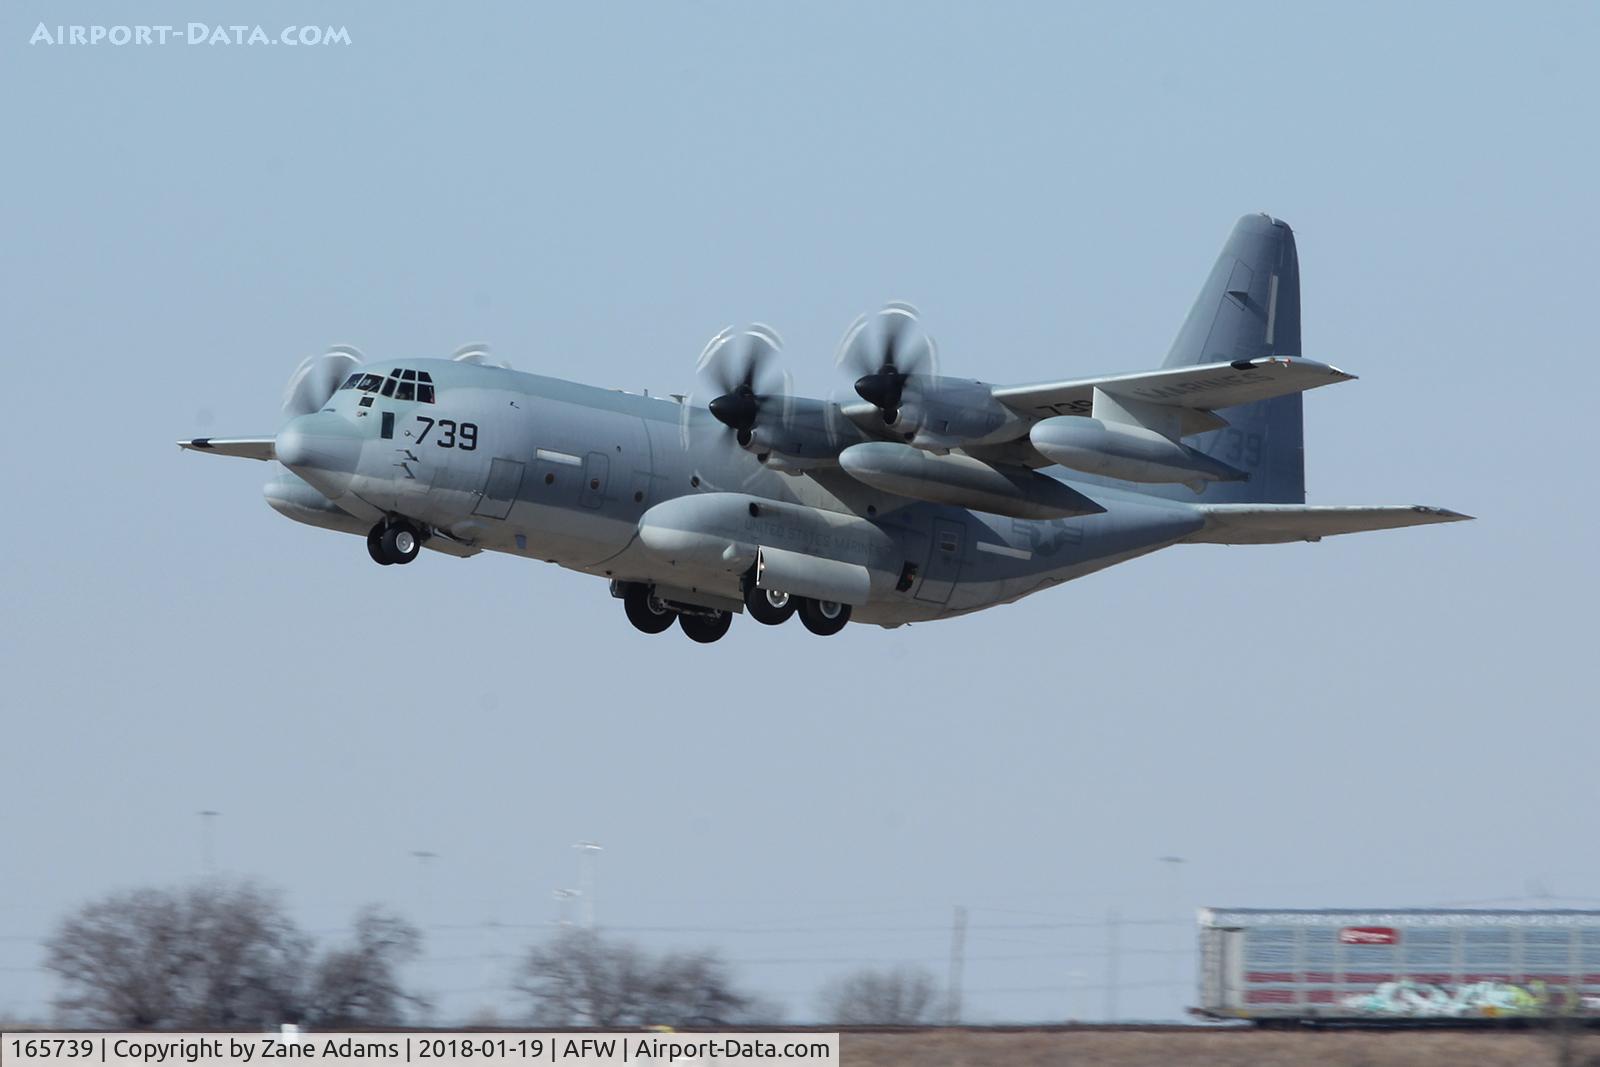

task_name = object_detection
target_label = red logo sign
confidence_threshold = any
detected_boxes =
[1340,926,1399,945]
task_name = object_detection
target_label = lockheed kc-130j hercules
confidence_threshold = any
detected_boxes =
[179,215,1470,642]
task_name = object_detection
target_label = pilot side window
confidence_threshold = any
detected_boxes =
[339,373,362,390]
[357,374,382,392]
[381,374,398,398]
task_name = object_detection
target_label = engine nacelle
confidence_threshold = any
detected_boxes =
[867,379,1027,451]
[1029,416,1247,486]
[746,397,863,466]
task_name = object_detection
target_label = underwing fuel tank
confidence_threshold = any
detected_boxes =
[1029,416,1248,487]
[837,442,1102,520]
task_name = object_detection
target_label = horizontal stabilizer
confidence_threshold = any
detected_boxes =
[178,437,275,461]
[1185,504,1473,544]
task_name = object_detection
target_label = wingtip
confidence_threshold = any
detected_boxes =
[1415,506,1475,522]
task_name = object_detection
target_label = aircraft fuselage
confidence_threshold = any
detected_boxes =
[271,357,1206,628]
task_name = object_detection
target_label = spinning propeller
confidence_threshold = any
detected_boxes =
[696,325,792,449]
[837,303,940,427]
[282,345,365,418]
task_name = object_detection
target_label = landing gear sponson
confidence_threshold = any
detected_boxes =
[613,580,851,643]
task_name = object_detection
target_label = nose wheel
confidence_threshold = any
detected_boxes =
[367,520,422,565]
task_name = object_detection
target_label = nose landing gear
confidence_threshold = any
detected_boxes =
[367,519,422,566]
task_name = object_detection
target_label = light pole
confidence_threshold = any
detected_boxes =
[552,888,579,927]
[574,842,602,929]
[197,810,221,873]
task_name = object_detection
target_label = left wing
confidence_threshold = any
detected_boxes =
[991,355,1355,423]
[178,437,276,461]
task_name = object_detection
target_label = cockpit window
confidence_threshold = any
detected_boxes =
[347,368,437,403]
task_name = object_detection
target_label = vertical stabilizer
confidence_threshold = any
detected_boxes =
[1161,214,1305,503]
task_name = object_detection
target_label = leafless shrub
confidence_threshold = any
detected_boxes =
[815,965,940,1025]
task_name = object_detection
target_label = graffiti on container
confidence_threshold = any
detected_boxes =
[1341,979,1600,1018]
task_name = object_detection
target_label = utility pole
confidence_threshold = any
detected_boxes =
[197,810,220,873]
[574,842,602,929]
[1105,909,1121,1022]
[945,905,967,1024]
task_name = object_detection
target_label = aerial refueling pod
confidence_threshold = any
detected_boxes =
[838,442,1102,520]
[1029,416,1248,487]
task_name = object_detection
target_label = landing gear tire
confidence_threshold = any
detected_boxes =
[798,597,851,636]
[623,584,677,634]
[377,522,421,565]
[679,610,733,644]
[367,528,394,566]
[744,583,797,626]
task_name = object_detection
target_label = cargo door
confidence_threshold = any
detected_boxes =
[915,518,966,603]
[580,452,610,509]
[472,458,525,520]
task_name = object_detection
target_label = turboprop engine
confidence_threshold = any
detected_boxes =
[1029,416,1248,487]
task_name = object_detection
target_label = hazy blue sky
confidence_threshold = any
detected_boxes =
[2,0,1596,1025]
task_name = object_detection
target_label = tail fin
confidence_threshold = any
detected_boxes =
[1162,214,1305,503]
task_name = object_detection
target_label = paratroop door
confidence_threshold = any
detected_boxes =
[473,458,525,519]
[915,519,965,603]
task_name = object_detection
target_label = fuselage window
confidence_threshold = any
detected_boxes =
[395,380,416,402]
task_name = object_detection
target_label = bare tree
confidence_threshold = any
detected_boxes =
[304,906,427,1027]
[515,929,758,1027]
[44,882,428,1029]
[44,881,310,1028]
[815,965,939,1025]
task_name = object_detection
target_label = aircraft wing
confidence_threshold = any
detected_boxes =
[1184,504,1473,544]
[991,356,1355,420]
[177,436,276,461]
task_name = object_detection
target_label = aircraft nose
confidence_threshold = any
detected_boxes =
[275,413,362,497]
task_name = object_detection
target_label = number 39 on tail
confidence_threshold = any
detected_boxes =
[180,215,1470,643]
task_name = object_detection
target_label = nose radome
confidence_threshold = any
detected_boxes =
[275,413,362,497]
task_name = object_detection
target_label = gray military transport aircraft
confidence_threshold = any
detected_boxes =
[180,215,1469,642]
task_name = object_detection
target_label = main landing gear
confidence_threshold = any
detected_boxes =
[617,580,851,642]
[367,519,422,566]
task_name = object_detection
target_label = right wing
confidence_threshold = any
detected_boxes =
[1184,504,1474,544]
[177,437,276,461]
